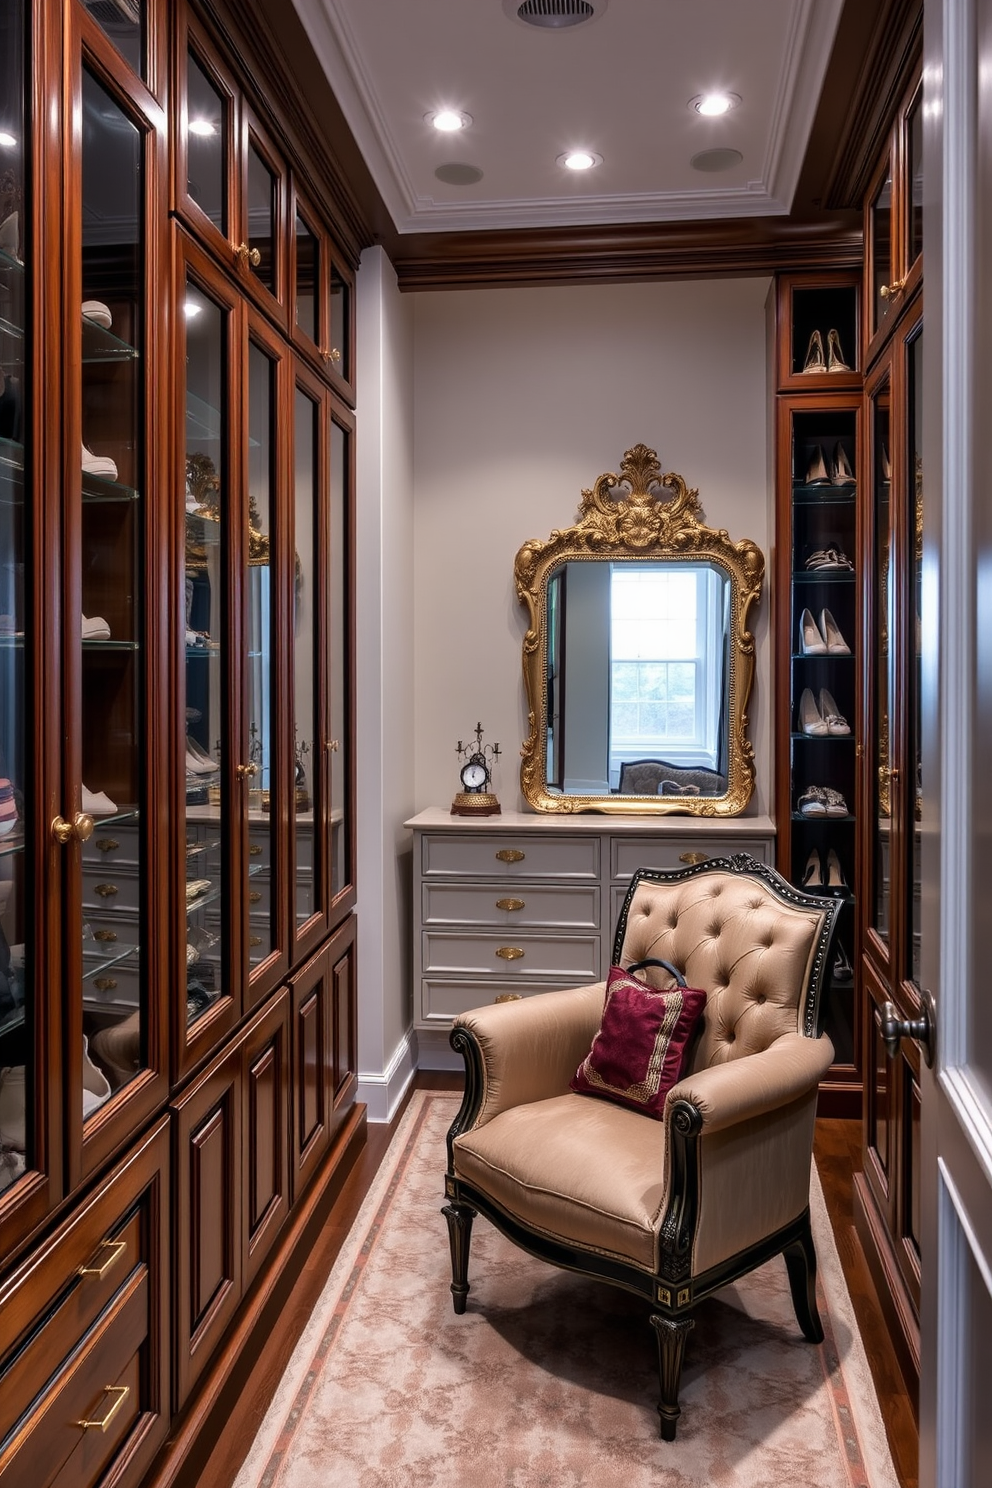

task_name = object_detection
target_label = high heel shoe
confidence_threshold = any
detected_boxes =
[818,688,850,736]
[830,441,855,485]
[802,847,823,887]
[798,687,828,736]
[832,941,853,982]
[820,608,850,655]
[826,847,846,888]
[798,608,826,655]
[804,444,830,485]
[881,444,891,481]
[826,328,851,372]
[802,329,826,374]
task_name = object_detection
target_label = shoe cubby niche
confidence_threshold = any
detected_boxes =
[775,377,863,1113]
[776,270,861,390]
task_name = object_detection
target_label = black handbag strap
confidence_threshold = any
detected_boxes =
[625,956,686,987]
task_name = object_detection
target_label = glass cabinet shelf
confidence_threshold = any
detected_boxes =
[0,834,25,858]
[0,1006,25,1037]
[82,639,141,654]
[793,571,857,584]
[82,473,140,503]
[81,319,140,363]
[82,944,139,980]
[792,488,858,505]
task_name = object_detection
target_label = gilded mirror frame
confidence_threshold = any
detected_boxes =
[514,444,765,815]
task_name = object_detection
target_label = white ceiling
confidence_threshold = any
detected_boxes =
[290,0,845,234]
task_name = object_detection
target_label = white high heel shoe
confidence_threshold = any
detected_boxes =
[798,687,827,736]
[820,608,850,655]
[818,689,851,736]
[798,608,826,655]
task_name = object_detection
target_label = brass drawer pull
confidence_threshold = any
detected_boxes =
[94,929,118,943]
[96,838,119,853]
[494,992,522,1003]
[249,843,263,856]
[679,852,709,866]
[495,946,524,961]
[249,890,261,903]
[249,935,262,947]
[78,1384,129,1432]
[79,1238,127,1278]
[495,849,525,863]
[94,883,119,898]
[94,977,117,991]
[496,898,525,912]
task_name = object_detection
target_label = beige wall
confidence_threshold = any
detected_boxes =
[411,277,774,817]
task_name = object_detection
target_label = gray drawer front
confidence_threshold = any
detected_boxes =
[422,882,599,930]
[422,834,599,880]
[422,931,599,980]
[611,835,771,881]
[420,978,587,1025]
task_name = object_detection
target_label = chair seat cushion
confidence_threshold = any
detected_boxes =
[453,1093,665,1270]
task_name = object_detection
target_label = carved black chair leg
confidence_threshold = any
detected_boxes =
[783,1218,824,1343]
[649,1313,694,1440]
[441,1200,476,1314]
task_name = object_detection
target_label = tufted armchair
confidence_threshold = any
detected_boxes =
[442,853,840,1439]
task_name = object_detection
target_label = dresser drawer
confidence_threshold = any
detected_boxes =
[421,977,588,1024]
[611,834,772,881]
[422,833,599,881]
[423,931,599,980]
[422,882,599,930]
[82,863,140,913]
[82,824,141,869]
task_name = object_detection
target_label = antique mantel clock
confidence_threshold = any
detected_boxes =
[450,723,501,816]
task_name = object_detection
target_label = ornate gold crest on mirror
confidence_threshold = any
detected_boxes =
[514,444,764,815]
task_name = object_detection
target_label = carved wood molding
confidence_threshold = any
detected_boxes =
[393,218,862,292]
[823,0,923,209]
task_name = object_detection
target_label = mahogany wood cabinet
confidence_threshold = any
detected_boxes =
[0,2,362,1484]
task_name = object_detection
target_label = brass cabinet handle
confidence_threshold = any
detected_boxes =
[249,843,263,856]
[679,852,709,866]
[96,837,119,852]
[53,812,95,845]
[321,347,342,365]
[94,883,118,898]
[94,977,118,991]
[880,277,906,299]
[495,849,525,863]
[79,1238,127,1278]
[78,1384,129,1432]
[328,738,340,752]
[94,929,118,943]
[494,992,523,1003]
[249,935,262,946]
[249,890,261,903]
[496,898,525,912]
[236,762,258,778]
[495,946,524,961]
[235,242,261,268]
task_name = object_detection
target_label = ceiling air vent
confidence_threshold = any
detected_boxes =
[505,0,604,30]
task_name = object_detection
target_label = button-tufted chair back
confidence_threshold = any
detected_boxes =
[614,858,830,1071]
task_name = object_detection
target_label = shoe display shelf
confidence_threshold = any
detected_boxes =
[773,270,863,1115]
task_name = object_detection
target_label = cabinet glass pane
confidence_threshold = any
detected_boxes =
[0,0,29,1193]
[247,141,275,297]
[186,51,226,234]
[871,385,892,947]
[247,341,276,967]
[82,0,144,79]
[871,166,893,336]
[184,283,226,1022]
[295,213,319,345]
[329,419,348,897]
[293,388,320,924]
[908,327,924,984]
[908,92,923,267]
[330,267,348,376]
[80,70,146,1108]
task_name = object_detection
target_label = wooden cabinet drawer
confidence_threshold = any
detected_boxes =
[611,834,772,881]
[420,978,586,1024]
[422,833,599,880]
[423,931,599,980]
[422,882,599,930]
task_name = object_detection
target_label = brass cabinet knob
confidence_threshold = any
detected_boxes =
[52,812,95,845]
[93,977,118,992]
[94,929,117,943]
[496,898,525,912]
[495,848,525,863]
[328,738,340,753]
[321,347,342,365]
[880,277,906,299]
[249,843,263,856]
[495,946,524,961]
[95,837,119,852]
[235,242,261,268]
[236,762,258,778]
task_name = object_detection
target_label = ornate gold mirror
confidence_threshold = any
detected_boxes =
[515,445,764,815]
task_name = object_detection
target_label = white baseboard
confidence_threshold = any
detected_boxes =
[358,1028,418,1122]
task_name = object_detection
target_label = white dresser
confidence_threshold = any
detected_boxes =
[406,809,777,1033]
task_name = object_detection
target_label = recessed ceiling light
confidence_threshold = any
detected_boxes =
[690,148,743,173]
[0,132,17,148]
[428,110,472,133]
[689,92,740,117]
[188,118,216,137]
[557,150,601,171]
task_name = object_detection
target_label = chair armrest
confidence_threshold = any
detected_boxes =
[452,981,606,1130]
[666,1032,834,1134]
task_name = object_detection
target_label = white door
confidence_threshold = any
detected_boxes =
[920,2,992,1484]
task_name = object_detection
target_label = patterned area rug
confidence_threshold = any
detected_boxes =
[235,1092,898,1488]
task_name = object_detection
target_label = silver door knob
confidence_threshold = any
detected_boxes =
[880,987,936,1068]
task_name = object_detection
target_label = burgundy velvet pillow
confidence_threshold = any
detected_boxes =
[570,962,707,1119]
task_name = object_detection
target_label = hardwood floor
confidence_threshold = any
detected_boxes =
[192,1085,919,1488]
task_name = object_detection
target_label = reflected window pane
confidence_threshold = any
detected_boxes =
[294,388,320,922]
[295,213,319,344]
[184,282,226,1021]
[872,168,893,335]
[330,420,348,896]
[187,51,226,232]
[82,0,144,78]
[247,341,276,970]
[80,69,146,1106]
[247,141,276,295]
[872,390,892,946]
[908,93,923,267]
